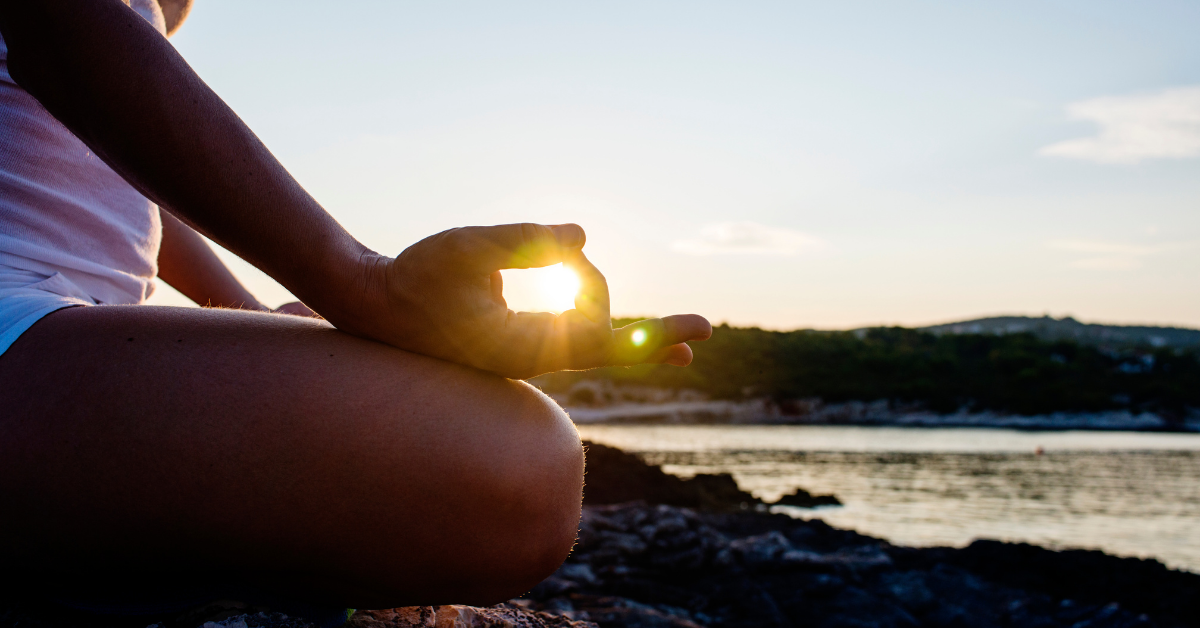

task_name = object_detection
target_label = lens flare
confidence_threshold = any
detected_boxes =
[631,328,648,347]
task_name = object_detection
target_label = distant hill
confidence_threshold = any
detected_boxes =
[911,316,1200,349]
[534,318,1200,423]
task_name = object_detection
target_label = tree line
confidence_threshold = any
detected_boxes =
[533,321,1200,422]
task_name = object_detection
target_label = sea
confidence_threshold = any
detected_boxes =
[575,425,1200,573]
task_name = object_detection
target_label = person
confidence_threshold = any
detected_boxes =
[0,0,712,619]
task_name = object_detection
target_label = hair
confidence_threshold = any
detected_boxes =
[158,0,193,36]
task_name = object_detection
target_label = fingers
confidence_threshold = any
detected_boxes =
[660,314,714,343]
[489,271,505,306]
[449,223,585,273]
[565,251,610,323]
[610,319,668,364]
[609,314,712,366]
[495,309,561,376]
[488,312,711,378]
[272,301,320,318]
[499,251,610,375]
[646,343,694,367]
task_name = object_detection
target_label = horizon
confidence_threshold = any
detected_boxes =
[148,0,1200,330]
[679,313,1200,334]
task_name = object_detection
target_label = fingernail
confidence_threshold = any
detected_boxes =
[552,224,585,248]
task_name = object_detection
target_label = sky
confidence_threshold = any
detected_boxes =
[147,0,1200,330]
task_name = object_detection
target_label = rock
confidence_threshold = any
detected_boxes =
[729,531,792,565]
[518,501,1195,628]
[577,606,703,628]
[555,564,598,586]
[192,614,314,628]
[527,577,578,600]
[581,442,767,510]
[819,586,919,628]
[946,539,1200,622]
[349,605,596,628]
[564,596,705,628]
[727,531,892,572]
[771,487,841,508]
[577,503,733,572]
[350,607,437,628]
[879,571,936,614]
[780,545,894,570]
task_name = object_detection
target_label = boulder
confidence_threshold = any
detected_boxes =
[771,488,841,508]
[581,442,764,510]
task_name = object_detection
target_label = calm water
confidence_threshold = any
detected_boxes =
[576,425,1200,573]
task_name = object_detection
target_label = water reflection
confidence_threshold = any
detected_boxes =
[578,426,1200,572]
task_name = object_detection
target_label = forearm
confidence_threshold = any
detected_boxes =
[0,0,371,321]
[158,210,267,310]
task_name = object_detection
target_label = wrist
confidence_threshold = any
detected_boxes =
[288,235,386,331]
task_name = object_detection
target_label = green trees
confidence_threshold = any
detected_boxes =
[534,321,1200,421]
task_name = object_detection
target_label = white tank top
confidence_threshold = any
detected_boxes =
[0,0,167,305]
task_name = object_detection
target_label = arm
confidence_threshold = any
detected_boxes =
[159,211,318,316]
[158,210,268,311]
[0,0,365,323]
[0,0,710,378]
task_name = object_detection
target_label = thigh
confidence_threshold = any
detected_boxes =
[0,305,583,608]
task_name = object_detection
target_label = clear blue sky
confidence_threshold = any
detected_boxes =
[148,0,1200,330]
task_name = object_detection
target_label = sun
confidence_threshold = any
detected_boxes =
[538,263,581,313]
[500,263,580,314]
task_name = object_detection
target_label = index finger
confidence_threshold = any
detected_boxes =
[564,250,609,323]
[446,223,586,273]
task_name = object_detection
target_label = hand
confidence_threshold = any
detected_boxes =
[272,301,320,318]
[345,223,712,379]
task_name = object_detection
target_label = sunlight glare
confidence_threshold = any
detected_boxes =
[500,263,580,314]
[631,328,647,346]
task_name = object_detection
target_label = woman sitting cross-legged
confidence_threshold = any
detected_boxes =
[0,0,711,620]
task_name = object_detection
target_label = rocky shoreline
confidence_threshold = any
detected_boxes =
[2,442,1196,628]
[518,501,1197,628]
[561,398,1199,432]
[514,441,1200,628]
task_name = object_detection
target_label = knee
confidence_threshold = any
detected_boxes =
[321,370,583,608]
[463,382,583,603]
[381,378,583,606]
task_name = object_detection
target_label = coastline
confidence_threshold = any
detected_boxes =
[558,397,1200,432]
[517,501,1197,628]
[520,441,1200,627]
[577,427,1200,575]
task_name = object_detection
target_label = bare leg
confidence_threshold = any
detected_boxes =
[0,305,584,609]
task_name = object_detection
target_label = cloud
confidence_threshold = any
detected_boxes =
[672,222,827,256]
[1047,239,1168,270]
[1039,86,1200,164]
